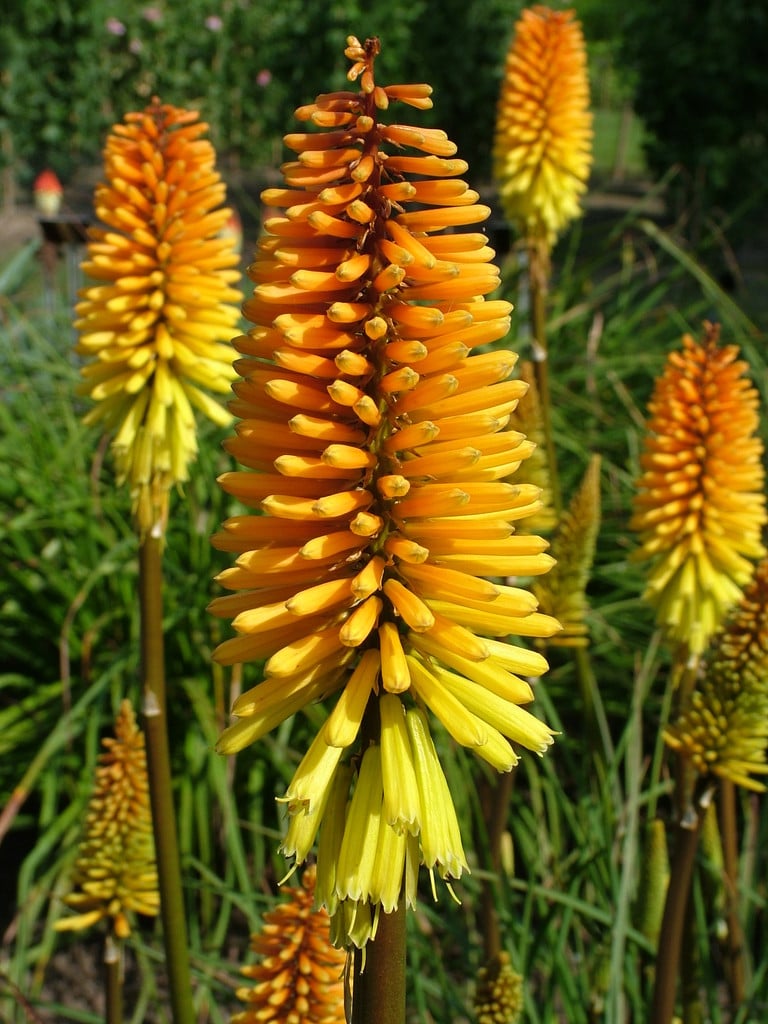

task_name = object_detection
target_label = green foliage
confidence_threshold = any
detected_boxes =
[619,0,768,215]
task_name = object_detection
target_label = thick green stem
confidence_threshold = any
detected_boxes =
[528,242,562,518]
[477,770,514,960]
[139,532,195,1024]
[351,904,406,1024]
[650,785,707,1024]
[104,935,122,1024]
[719,778,746,1007]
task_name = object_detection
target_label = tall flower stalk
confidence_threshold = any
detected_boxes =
[75,98,242,1024]
[493,5,593,517]
[489,10,594,959]
[211,35,559,1021]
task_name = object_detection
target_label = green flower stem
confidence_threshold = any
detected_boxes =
[650,779,708,1024]
[104,935,122,1024]
[139,532,194,1024]
[351,904,406,1024]
[478,770,515,960]
[719,778,746,1006]
[528,243,562,518]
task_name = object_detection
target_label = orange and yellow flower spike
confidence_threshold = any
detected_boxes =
[631,323,766,654]
[233,866,345,1024]
[211,36,559,944]
[665,558,768,790]
[75,98,242,536]
[55,701,158,938]
[493,5,593,251]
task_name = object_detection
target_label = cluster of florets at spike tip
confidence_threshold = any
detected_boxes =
[233,866,346,1024]
[210,35,560,946]
[75,98,241,535]
[631,322,766,654]
[475,951,524,1024]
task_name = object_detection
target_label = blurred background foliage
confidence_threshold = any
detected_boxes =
[3,0,765,221]
[620,0,768,221]
[0,0,518,190]
[0,0,640,195]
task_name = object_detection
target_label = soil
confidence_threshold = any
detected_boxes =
[1,207,41,251]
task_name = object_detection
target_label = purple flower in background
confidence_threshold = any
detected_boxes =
[204,15,223,31]
[106,17,127,36]
[129,38,143,54]
[142,6,163,23]
[256,68,272,87]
